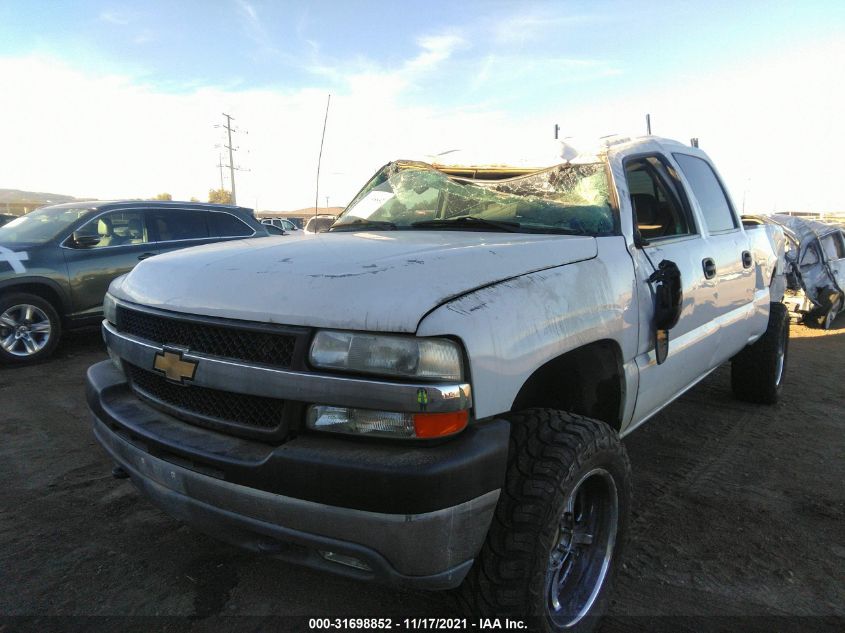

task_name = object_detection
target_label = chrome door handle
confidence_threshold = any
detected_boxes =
[702,257,717,280]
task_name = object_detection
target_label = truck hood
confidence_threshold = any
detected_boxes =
[113,231,597,332]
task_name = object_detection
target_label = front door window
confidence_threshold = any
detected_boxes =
[72,211,149,248]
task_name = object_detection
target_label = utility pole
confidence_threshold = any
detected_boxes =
[646,113,652,135]
[325,196,329,209]
[217,153,225,191]
[222,113,237,204]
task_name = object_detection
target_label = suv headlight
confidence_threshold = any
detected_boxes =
[309,330,463,381]
[103,293,117,325]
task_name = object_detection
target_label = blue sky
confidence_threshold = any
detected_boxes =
[1,1,843,210]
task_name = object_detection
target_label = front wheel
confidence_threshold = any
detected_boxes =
[0,293,62,365]
[460,409,631,632]
[821,295,842,330]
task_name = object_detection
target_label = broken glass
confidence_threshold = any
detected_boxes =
[334,161,615,236]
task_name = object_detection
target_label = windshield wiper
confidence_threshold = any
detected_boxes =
[329,219,398,231]
[410,216,522,233]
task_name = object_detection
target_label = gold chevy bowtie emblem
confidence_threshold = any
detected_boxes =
[153,350,198,384]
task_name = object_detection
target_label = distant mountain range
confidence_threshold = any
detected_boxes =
[0,188,82,205]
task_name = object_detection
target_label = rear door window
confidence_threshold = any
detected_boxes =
[673,153,737,233]
[208,212,253,237]
[150,210,209,242]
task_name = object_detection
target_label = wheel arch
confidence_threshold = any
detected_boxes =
[511,339,626,431]
[0,278,69,317]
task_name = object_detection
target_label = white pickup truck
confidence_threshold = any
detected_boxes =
[87,136,787,631]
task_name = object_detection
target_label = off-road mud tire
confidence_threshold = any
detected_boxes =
[731,302,789,404]
[459,409,631,633]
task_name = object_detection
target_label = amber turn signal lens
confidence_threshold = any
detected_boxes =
[412,410,469,438]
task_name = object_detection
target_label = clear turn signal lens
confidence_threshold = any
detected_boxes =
[306,406,468,439]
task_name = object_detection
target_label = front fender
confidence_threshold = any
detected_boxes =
[416,237,639,421]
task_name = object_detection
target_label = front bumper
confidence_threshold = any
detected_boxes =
[87,361,509,589]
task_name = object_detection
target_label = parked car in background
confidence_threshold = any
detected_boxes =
[303,214,336,233]
[0,200,268,364]
[261,218,299,233]
[263,224,286,235]
[0,214,17,227]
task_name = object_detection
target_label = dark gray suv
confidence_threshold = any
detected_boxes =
[0,200,268,364]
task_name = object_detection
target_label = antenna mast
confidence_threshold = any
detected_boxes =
[315,94,331,217]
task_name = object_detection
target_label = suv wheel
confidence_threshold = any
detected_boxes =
[0,293,62,364]
[460,409,631,632]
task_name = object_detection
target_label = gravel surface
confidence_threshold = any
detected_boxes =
[1,320,843,632]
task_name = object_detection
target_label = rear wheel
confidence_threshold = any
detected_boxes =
[731,302,789,404]
[460,409,631,632]
[0,293,62,364]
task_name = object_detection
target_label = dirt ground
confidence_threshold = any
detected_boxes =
[1,319,843,633]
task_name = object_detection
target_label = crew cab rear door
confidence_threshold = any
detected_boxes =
[671,152,758,359]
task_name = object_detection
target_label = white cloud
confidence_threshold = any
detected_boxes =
[99,10,132,26]
[541,37,845,212]
[0,52,515,210]
[490,10,609,45]
[406,34,466,73]
[0,36,842,213]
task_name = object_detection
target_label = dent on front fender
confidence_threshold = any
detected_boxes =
[417,237,639,421]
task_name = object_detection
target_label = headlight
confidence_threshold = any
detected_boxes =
[103,293,117,325]
[309,331,463,381]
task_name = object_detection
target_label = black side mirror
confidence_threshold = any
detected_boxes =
[71,233,101,248]
[648,260,683,364]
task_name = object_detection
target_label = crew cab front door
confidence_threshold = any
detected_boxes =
[625,154,722,424]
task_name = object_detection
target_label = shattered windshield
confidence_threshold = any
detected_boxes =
[333,161,615,236]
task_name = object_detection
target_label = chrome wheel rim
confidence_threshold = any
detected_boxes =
[0,304,52,356]
[546,467,618,627]
[774,321,787,388]
[774,347,785,387]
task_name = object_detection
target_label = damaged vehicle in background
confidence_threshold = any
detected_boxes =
[88,136,788,630]
[303,214,336,233]
[744,214,845,329]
